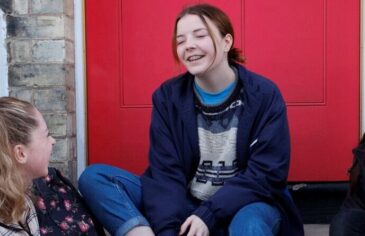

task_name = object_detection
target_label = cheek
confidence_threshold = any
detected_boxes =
[47,142,53,154]
[204,38,217,53]
[176,47,185,61]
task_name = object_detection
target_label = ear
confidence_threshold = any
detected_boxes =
[223,34,233,52]
[13,144,28,164]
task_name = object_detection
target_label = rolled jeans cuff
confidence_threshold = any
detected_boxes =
[115,216,150,236]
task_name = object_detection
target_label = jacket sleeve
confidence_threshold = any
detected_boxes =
[141,88,188,235]
[193,85,291,229]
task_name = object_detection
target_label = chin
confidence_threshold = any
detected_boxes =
[35,169,49,179]
[187,68,206,77]
[187,65,214,77]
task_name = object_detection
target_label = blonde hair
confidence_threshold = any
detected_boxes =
[0,97,38,224]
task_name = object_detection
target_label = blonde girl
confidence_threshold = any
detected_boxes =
[0,97,55,235]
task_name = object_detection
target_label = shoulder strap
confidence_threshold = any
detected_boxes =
[0,221,23,232]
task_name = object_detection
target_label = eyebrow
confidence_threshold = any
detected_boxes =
[176,28,208,38]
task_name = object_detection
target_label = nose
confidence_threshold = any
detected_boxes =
[185,36,196,50]
[51,136,56,145]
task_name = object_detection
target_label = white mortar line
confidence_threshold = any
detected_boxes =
[0,9,8,97]
[75,0,87,178]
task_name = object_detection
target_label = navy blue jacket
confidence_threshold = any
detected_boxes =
[141,64,304,236]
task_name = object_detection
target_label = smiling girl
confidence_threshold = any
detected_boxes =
[79,4,304,236]
[0,97,55,235]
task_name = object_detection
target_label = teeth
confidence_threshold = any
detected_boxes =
[187,55,203,62]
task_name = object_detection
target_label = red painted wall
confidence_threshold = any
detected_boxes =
[86,0,360,181]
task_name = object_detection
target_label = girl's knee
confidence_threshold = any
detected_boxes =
[234,202,280,218]
[229,202,281,236]
[229,217,278,236]
[78,164,139,197]
[78,164,110,192]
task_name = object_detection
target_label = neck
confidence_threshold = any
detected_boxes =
[19,170,33,188]
[194,61,236,93]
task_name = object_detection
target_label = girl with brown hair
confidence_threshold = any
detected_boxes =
[79,4,303,236]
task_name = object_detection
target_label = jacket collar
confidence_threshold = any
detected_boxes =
[175,64,254,160]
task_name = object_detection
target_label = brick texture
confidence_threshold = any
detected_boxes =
[13,0,28,14]
[2,0,77,182]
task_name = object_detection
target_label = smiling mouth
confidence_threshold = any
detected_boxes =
[186,55,204,62]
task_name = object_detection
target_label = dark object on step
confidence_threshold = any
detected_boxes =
[330,134,365,236]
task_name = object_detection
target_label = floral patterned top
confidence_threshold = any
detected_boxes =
[32,168,105,236]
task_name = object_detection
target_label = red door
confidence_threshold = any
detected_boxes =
[86,0,360,181]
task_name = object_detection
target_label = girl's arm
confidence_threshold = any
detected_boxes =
[141,88,189,236]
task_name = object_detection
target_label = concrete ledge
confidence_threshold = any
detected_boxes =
[304,224,329,236]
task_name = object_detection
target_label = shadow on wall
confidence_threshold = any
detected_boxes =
[0,1,11,14]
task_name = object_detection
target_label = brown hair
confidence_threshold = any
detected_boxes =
[172,3,245,65]
[0,97,38,223]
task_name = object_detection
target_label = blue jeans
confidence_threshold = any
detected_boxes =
[79,164,282,236]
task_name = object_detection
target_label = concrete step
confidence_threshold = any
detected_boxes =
[304,224,329,236]
[104,225,330,236]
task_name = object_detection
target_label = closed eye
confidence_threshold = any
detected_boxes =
[193,28,208,38]
[195,33,208,38]
[176,40,185,45]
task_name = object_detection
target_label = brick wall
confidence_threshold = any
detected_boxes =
[0,0,77,181]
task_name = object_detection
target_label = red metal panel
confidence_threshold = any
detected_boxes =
[86,0,360,180]
[120,0,243,107]
[245,0,326,104]
[244,0,360,181]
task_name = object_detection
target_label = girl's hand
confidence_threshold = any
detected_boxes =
[179,215,209,236]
